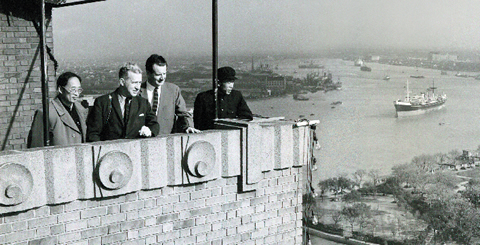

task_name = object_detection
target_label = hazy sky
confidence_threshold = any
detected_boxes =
[52,0,480,60]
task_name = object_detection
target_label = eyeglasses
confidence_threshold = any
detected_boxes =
[63,87,83,94]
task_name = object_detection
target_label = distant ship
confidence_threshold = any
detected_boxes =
[410,75,425,79]
[293,94,309,101]
[360,66,371,72]
[383,75,390,80]
[354,58,364,67]
[298,61,324,69]
[394,80,447,116]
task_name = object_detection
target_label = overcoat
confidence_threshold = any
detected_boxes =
[86,88,159,142]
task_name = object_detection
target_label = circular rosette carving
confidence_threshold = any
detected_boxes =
[0,163,33,206]
[97,151,133,190]
[185,141,216,177]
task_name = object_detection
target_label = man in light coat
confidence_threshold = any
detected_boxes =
[29,72,87,147]
[140,54,200,135]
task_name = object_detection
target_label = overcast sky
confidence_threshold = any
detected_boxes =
[52,0,480,60]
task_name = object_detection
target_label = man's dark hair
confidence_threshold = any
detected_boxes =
[57,72,81,89]
[145,54,168,73]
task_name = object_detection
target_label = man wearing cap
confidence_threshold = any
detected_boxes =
[193,66,253,130]
[140,54,200,135]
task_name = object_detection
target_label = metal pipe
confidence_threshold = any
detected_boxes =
[51,0,106,8]
[212,0,218,119]
[40,0,50,146]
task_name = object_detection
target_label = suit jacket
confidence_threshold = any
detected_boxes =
[140,82,192,135]
[86,88,159,142]
[28,97,87,147]
[193,89,253,130]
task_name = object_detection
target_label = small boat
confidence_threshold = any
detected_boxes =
[383,75,390,80]
[354,58,364,67]
[410,75,424,79]
[394,80,447,116]
[360,66,371,72]
[293,94,309,101]
[455,72,468,78]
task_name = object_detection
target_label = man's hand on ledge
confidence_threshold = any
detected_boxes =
[139,126,152,137]
[185,127,201,134]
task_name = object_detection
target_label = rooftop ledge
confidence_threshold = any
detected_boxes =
[0,118,317,214]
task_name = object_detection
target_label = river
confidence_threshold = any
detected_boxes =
[247,58,480,184]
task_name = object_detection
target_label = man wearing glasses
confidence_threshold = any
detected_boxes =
[29,72,88,147]
[50,72,88,145]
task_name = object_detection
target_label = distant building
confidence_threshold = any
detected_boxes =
[366,55,380,61]
[429,52,457,62]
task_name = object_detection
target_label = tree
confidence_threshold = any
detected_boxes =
[368,169,381,196]
[433,152,449,165]
[446,149,462,166]
[341,203,371,234]
[368,169,381,186]
[352,169,366,188]
[376,176,401,196]
[336,176,354,195]
[422,197,480,245]
[462,178,480,207]
[411,154,437,173]
[331,210,343,228]
[342,190,361,203]
[318,176,355,196]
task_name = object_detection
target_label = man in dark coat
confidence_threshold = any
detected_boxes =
[86,63,159,142]
[193,66,253,130]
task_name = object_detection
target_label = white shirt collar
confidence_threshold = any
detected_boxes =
[146,82,159,91]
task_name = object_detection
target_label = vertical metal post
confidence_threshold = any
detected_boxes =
[212,0,218,119]
[40,0,50,146]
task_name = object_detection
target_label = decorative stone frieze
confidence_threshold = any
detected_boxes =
[0,150,46,213]
[0,119,313,214]
[0,163,33,206]
[177,131,222,185]
[96,151,133,190]
[80,140,142,199]
[215,118,312,192]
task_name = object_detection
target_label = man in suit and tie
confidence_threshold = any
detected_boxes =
[87,63,159,142]
[140,54,200,135]
[29,72,88,147]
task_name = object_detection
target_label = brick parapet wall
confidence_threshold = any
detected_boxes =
[0,120,313,244]
[0,12,56,150]
[0,168,303,245]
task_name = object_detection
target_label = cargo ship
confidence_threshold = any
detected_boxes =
[394,80,447,116]
[298,61,324,69]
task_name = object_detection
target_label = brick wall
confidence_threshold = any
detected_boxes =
[0,10,56,150]
[0,120,312,244]
[0,168,303,245]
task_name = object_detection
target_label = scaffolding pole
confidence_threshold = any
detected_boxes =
[40,0,50,146]
[212,0,218,119]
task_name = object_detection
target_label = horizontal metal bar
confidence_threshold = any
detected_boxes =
[50,0,106,8]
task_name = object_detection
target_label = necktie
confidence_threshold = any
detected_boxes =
[124,97,132,126]
[152,87,159,114]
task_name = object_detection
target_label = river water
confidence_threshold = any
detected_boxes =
[247,58,480,183]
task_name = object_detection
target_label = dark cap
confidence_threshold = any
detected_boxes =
[218,66,237,82]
